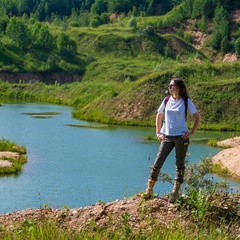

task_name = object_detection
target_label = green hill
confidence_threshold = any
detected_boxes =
[0,1,240,130]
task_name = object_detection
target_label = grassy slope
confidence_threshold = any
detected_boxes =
[67,25,240,129]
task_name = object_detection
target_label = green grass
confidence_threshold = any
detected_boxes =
[211,163,229,176]
[0,215,238,240]
[0,138,27,175]
[0,138,26,153]
[207,139,218,147]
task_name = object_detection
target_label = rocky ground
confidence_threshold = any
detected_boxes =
[0,152,21,168]
[0,195,182,233]
[0,193,240,237]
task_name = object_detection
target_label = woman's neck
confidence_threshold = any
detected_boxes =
[172,93,181,100]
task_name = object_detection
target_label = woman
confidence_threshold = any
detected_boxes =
[142,78,201,203]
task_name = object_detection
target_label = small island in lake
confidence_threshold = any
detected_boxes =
[0,138,27,175]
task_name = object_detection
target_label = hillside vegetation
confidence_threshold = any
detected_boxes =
[0,0,240,130]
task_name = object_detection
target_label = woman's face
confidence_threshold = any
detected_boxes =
[168,80,178,94]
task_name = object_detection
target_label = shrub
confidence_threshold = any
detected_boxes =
[234,37,240,55]
[207,139,217,147]
[127,16,137,29]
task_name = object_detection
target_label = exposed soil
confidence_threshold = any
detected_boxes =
[215,136,240,148]
[0,195,178,233]
[0,71,80,84]
[0,194,240,237]
[0,151,21,168]
[0,160,12,167]
[212,137,240,179]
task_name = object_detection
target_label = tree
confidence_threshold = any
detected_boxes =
[45,1,50,17]
[234,37,240,55]
[180,0,194,19]
[30,21,42,39]
[36,0,48,21]
[100,12,110,24]
[53,0,74,16]
[17,0,28,16]
[202,0,218,19]
[146,0,154,16]
[90,15,101,27]
[37,24,55,51]
[107,0,117,13]
[16,0,39,16]
[30,22,55,51]
[107,0,129,14]
[78,11,90,27]
[221,36,229,53]
[85,0,95,11]
[199,15,208,32]
[57,32,77,55]
[91,0,107,15]
[22,13,29,23]
[192,0,204,18]
[0,14,9,33]
[127,16,137,29]
[211,5,230,50]
[6,16,30,49]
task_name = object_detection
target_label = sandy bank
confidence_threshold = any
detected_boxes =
[212,137,240,179]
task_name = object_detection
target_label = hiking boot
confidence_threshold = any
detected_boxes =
[142,179,156,200]
[169,181,181,203]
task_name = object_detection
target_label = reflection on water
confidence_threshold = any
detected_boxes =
[0,103,239,214]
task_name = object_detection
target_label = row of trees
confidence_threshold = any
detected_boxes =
[1,15,77,55]
[0,0,179,21]
[0,15,80,73]
[1,0,239,30]
[1,0,239,20]
[1,0,240,57]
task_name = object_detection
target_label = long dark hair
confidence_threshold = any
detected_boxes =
[172,78,189,99]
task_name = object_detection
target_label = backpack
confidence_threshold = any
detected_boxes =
[164,96,188,120]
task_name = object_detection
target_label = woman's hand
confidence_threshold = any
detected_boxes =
[182,131,194,139]
[157,133,165,141]
[182,112,200,139]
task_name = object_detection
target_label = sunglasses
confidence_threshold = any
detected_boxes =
[168,84,175,88]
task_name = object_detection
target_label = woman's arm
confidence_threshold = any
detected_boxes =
[156,113,164,140]
[182,112,201,139]
[190,112,201,135]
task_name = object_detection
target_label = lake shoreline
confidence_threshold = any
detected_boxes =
[212,137,240,180]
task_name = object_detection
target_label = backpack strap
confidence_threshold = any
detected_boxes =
[163,95,171,115]
[183,97,188,120]
[164,96,171,106]
[164,96,188,120]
